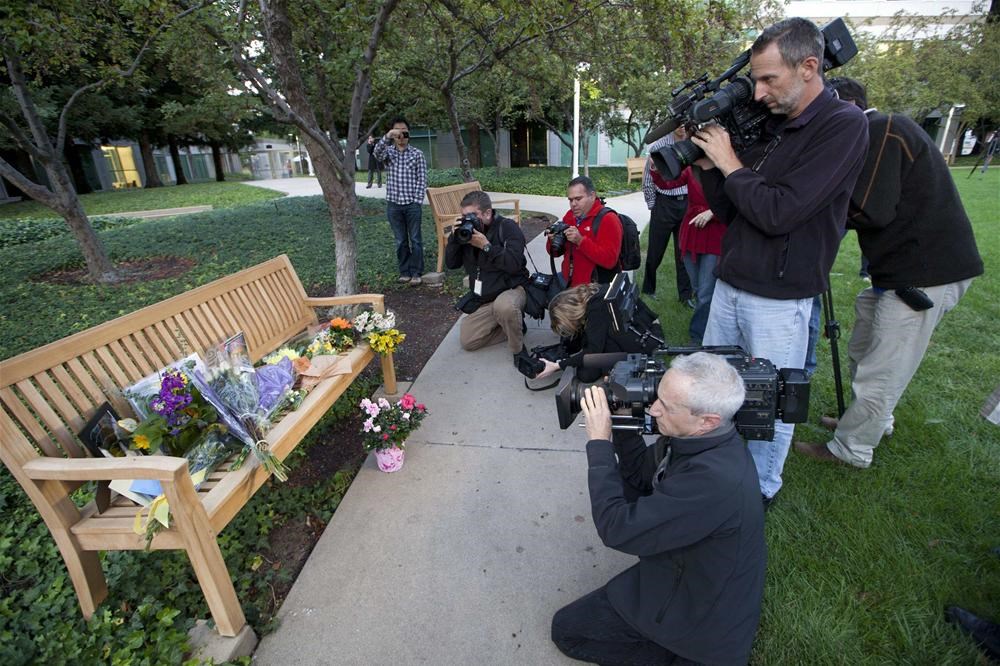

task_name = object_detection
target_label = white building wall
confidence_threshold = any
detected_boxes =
[785,1,986,38]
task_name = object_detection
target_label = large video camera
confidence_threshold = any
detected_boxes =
[644,17,857,179]
[554,347,809,441]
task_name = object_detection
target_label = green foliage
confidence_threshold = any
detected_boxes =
[0,195,434,360]
[425,166,639,196]
[0,182,285,222]
[643,168,1000,663]
[0,216,140,249]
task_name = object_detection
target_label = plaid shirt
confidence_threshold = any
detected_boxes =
[642,134,687,208]
[373,139,427,205]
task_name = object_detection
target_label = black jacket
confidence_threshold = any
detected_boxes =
[847,112,983,289]
[586,425,766,665]
[561,293,662,382]
[698,87,868,299]
[444,214,529,303]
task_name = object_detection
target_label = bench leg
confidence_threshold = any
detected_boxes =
[436,231,445,274]
[59,539,108,619]
[381,351,397,395]
[167,481,247,637]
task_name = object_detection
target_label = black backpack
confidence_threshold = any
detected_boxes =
[591,206,642,283]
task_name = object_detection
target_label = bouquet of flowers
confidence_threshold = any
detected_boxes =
[353,310,405,355]
[305,317,355,357]
[191,333,296,481]
[359,393,427,452]
[124,368,225,457]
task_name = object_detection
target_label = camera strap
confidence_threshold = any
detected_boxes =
[751,133,783,172]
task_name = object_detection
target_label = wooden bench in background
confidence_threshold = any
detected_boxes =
[0,255,396,642]
[626,156,648,184]
[426,180,521,273]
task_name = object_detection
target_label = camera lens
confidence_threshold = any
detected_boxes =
[401,130,410,139]
[650,141,703,180]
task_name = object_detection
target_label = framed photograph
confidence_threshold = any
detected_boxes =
[77,402,122,457]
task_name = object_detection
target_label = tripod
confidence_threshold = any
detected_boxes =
[821,286,847,417]
[968,130,998,178]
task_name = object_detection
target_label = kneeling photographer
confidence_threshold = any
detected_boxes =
[520,276,663,383]
[445,191,530,363]
[551,352,765,665]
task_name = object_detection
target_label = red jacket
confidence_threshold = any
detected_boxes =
[548,199,622,287]
[662,167,725,260]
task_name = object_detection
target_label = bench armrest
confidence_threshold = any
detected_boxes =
[303,294,387,312]
[22,456,188,482]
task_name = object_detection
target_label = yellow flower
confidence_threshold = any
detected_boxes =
[133,434,150,450]
[266,347,300,364]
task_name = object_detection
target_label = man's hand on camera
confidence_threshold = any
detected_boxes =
[564,226,583,246]
[536,359,561,380]
[580,386,613,441]
[691,125,743,177]
[469,230,488,250]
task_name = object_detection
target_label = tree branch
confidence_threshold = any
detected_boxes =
[0,155,60,208]
[346,0,401,155]
[56,1,213,151]
[0,112,50,161]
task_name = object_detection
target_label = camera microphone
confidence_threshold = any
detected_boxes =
[643,117,681,145]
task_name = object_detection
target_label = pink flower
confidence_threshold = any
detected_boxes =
[390,425,397,431]
[363,418,374,432]
[400,393,416,410]
[416,403,426,412]
[382,433,389,441]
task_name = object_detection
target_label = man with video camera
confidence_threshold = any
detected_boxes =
[794,77,983,468]
[551,352,765,666]
[445,191,530,362]
[689,17,868,505]
[547,176,623,287]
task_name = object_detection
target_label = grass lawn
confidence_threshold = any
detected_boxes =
[0,181,285,221]
[423,165,642,196]
[640,168,999,663]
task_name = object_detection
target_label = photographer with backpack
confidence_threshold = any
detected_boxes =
[546,176,623,287]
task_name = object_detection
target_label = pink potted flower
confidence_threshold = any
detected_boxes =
[359,393,428,472]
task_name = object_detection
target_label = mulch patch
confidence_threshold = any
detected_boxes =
[34,256,196,285]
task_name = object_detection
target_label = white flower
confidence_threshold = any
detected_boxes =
[373,425,382,433]
[363,418,374,432]
[378,398,391,409]
[402,412,410,420]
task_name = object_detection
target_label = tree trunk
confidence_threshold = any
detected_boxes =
[266,0,359,294]
[47,159,116,282]
[211,142,226,181]
[139,131,163,188]
[442,86,474,182]
[468,124,481,169]
[167,136,188,185]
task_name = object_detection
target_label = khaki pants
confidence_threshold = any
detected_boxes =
[827,279,972,467]
[460,287,526,354]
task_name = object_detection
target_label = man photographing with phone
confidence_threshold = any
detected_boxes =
[374,116,427,285]
[551,352,765,665]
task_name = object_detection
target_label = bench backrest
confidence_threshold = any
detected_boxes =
[427,180,483,232]
[626,157,647,183]
[0,255,315,466]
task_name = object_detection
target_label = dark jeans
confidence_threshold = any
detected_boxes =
[643,194,692,300]
[367,163,382,187]
[551,586,701,666]
[386,201,424,277]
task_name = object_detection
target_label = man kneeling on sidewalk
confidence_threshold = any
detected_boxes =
[445,191,530,361]
[553,353,765,666]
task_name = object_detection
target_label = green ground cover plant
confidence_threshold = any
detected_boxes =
[0,182,284,221]
[422,166,642,196]
[641,168,999,663]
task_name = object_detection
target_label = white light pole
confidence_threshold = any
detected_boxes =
[572,62,589,177]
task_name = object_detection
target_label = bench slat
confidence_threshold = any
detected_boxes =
[118,333,156,377]
[151,320,186,360]
[80,351,132,417]
[49,365,94,415]
[33,371,85,436]
[94,345,134,389]
[263,273,299,325]
[65,358,108,407]
[2,387,62,457]
[16,380,84,458]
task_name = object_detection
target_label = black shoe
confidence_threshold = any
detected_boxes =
[522,317,527,335]
[945,606,1000,660]
[641,289,655,296]
[762,494,776,512]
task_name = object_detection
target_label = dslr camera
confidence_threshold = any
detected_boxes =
[546,221,571,257]
[453,212,480,244]
[554,347,810,442]
[644,17,857,179]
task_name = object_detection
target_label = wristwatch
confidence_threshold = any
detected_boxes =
[482,242,492,254]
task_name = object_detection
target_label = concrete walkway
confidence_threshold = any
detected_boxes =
[248,175,650,664]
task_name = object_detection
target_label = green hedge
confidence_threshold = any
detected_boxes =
[425,166,641,196]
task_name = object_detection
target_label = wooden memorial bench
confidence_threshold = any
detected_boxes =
[0,255,396,639]
[426,180,521,273]
[626,156,648,184]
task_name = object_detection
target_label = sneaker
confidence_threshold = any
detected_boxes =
[683,298,696,310]
[409,276,423,286]
[397,276,412,284]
